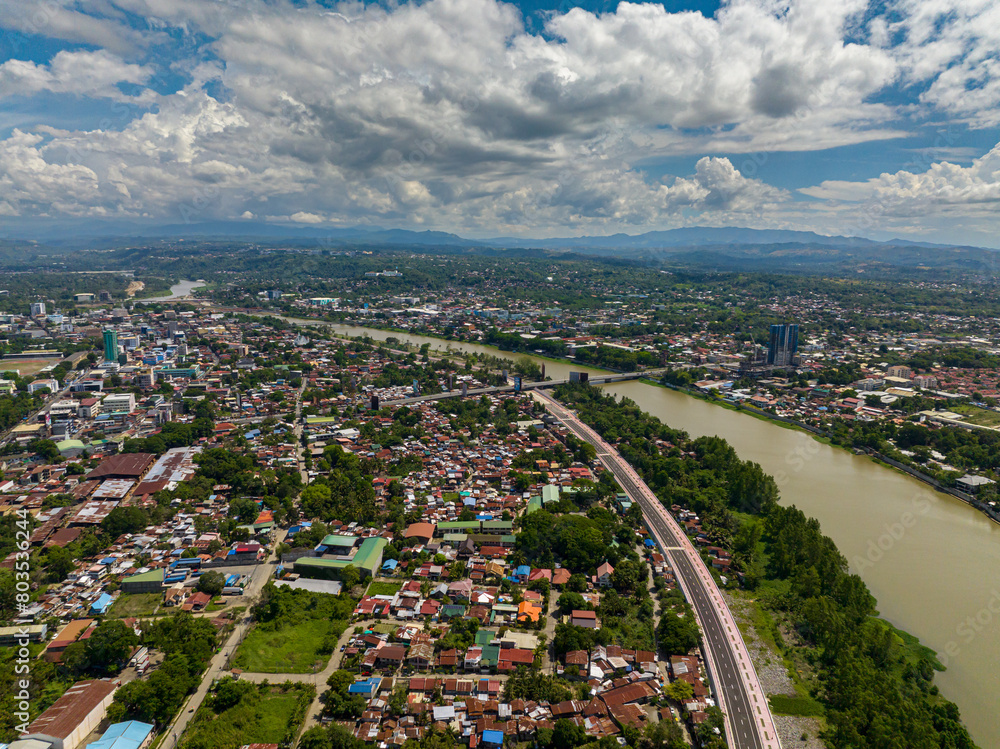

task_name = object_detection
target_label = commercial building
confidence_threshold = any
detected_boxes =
[86,452,155,481]
[102,393,136,414]
[30,302,46,317]
[121,568,164,594]
[28,379,59,394]
[103,330,119,362]
[767,323,798,367]
[20,679,118,749]
[293,536,388,581]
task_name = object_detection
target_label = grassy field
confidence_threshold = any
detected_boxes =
[952,404,1000,428]
[230,619,345,673]
[180,683,313,749]
[768,693,825,717]
[107,593,162,618]
[366,580,402,596]
[0,359,58,376]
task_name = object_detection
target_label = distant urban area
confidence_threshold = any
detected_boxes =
[0,247,987,749]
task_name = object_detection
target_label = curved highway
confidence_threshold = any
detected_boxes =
[536,391,781,749]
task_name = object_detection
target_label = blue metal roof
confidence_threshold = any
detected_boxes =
[348,676,381,694]
[90,593,113,613]
[483,730,504,744]
[85,720,154,749]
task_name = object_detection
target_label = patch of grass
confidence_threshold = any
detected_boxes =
[180,683,313,749]
[107,593,161,618]
[366,580,402,596]
[951,404,1000,428]
[231,618,345,673]
[768,693,825,717]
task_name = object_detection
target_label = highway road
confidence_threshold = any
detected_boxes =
[535,390,780,749]
[378,371,653,407]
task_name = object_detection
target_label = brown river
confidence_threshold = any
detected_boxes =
[284,319,1000,746]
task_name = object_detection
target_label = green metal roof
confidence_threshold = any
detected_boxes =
[352,537,388,571]
[321,534,360,548]
[125,568,164,583]
[482,520,513,532]
[436,521,481,531]
[296,537,387,574]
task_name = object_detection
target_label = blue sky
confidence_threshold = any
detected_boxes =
[1,0,999,246]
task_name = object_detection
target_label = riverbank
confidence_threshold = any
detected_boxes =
[552,383,979,749]
[652,380,1000,527]
[138,279,207,302]
[250,312,998,745]
[284,313,1000,525]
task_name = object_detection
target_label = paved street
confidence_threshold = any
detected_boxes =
[535,390,781,749]
[163,528,287,747]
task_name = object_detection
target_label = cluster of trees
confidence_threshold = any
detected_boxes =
[826,414,1000,485]
[121,419,214,454]
[108,612,219,726]
[250,584,354,633]
[502,666,575,703]
[482,330,568,357]
[654,590,700,656]
[0,389,44,431]
[515,508,630,574]
[907,346,1000,371]
[300,446,377,523]
[325,670,366,719]
[572,344,658,372]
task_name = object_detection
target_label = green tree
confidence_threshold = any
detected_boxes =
[663,680,694,703]
[340,565,360,591]
[83,620,140,676]
[197,570,226,597]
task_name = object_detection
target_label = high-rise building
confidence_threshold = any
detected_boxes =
[138,368,157,389]
[103,329,119,362]
[30,302,46,317]
[767,323,799,367]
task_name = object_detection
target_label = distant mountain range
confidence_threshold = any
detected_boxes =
[2,220,995,275]
[0,219,965,250]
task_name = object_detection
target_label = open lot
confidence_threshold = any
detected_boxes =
[107,592,162,618]
[952,404,1000,428]
[230,618,344,674]
[0,359,58,376]
[365,580,402,597]
[180,683,313,749]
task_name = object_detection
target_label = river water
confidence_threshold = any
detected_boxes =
[283,319,999,745]
[140,279,206,302]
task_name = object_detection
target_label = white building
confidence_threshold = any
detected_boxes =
[102,393,136,413]
[27,378,59,394]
